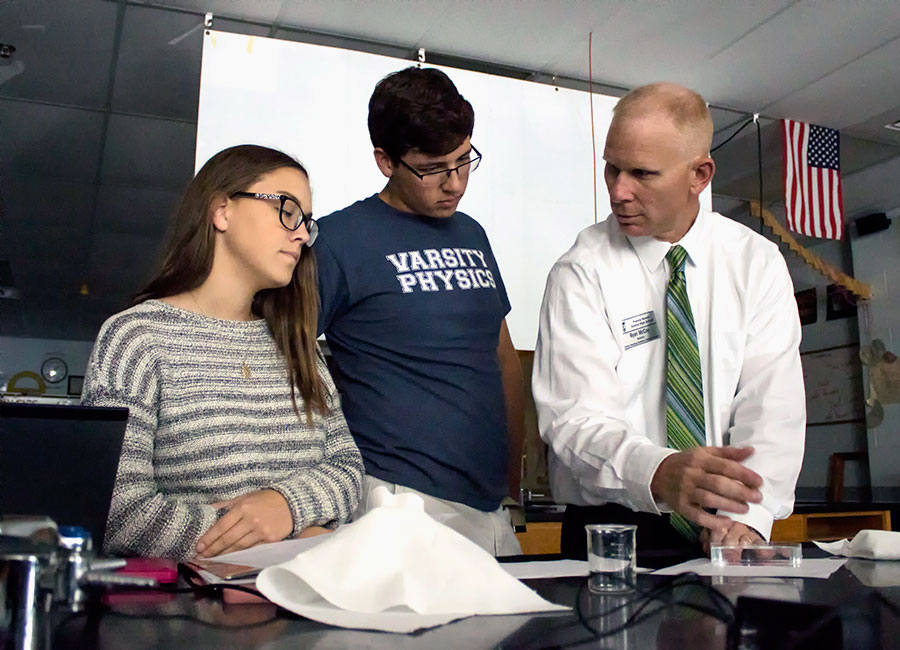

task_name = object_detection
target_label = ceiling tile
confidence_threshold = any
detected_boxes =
[142,0,286,25]
[100,114,196,189]
[20,286,84,313]
[13,256,89,294]
[2,177,93,306]
[0,300,26,337]
[214,18,273,38]
[3,176,93,246]
[840,136,900,177]
[23,303,90,341]
[0,100,105,181]
[764,38,900,130]
[543,0,795,90]
[844,103,900,147]
[842,154,900,218]
[406,0,619,73]
[682,1,900,111]
[88,231,163,295]
[0,0,118,108]
[0,211,10,260]
[112,4,204,119]
[276,0,444,46]
[95,184,180,237]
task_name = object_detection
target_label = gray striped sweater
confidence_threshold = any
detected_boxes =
[82,300,363,560]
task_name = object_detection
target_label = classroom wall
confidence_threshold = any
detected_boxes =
[0,336,93,396]
[785,236,867,500]
[723,202,867,501]
[849,206,900,501]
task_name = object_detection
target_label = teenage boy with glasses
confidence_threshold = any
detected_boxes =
[312,67,524,556]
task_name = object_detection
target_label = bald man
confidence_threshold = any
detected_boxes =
[533,83,805,562]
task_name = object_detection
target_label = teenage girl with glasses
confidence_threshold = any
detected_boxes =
[83,144,363,560]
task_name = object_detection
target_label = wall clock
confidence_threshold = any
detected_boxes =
[41,357,68,384]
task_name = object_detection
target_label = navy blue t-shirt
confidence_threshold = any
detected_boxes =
[314,194,511,511]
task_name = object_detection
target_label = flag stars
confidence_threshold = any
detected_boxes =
[809,125,840,170]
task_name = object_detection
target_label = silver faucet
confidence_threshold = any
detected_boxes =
[1,518,159,650]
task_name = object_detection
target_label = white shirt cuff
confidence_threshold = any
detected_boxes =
[718,502,774,541]
[622,444,678,514]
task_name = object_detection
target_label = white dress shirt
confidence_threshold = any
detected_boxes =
[533,208,805,539]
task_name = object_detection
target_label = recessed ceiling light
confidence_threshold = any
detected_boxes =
[886,120,900,132]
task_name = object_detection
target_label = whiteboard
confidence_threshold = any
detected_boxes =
[196,31,712,349]
[801,345,866,425]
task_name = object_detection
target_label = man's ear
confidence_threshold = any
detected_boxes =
[690,156,715,197]
[210,193,229,233]
[373,148,395,179]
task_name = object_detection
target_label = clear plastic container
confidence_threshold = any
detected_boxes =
[710,543,802,567]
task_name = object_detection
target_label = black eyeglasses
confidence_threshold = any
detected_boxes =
[398,146,482,187]
[229,191,317,245]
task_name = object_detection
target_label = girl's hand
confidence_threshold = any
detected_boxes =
[195,489,293,558]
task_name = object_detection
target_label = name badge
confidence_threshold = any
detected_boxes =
[621,311,660,350]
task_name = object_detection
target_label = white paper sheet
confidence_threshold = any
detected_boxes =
[499,559,654,580]
[205,536,330,568]
[501,560,590,579]
[653,557,847,578]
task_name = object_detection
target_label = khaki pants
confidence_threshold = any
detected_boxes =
[353,475,522,557]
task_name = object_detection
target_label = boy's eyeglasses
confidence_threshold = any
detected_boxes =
[398,146,482,187]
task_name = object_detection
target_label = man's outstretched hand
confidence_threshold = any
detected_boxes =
[650,446,763,530]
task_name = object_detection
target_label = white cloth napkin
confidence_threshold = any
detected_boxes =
[255,487,568,633]
[814,529,900,560]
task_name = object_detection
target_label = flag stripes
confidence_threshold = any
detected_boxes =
[783,119,843,240]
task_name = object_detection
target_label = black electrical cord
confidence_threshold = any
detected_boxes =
[710,117,754,153]
[709,115,767,234]
[507,572,736,650]
[710,115,767,235]
[574,573,735,638]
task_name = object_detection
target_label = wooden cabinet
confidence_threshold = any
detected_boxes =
[515,522,562,555]
[771,510,891,543]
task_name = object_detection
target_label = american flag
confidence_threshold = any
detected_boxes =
[782,119,843,239]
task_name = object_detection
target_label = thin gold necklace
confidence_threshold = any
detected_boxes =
[189,290,253,380]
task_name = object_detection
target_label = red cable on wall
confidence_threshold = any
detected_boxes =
[588,32,598,224]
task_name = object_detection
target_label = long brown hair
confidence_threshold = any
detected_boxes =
[134,144,329,421]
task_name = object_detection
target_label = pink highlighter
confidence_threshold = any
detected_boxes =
[116,557,179,583]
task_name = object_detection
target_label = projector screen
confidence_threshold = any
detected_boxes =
[196,31,711,349]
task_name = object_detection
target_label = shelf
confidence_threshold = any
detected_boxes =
[771,510,891,543]
[518,510,892,553]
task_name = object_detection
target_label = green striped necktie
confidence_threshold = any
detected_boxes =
[665,245,704,542]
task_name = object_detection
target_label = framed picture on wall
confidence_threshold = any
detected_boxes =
[826,284,858,321]
[794,288,817,326]
[67,375,84,397]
